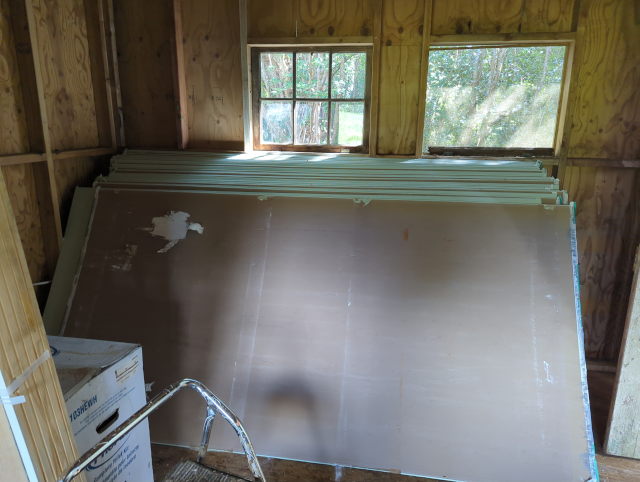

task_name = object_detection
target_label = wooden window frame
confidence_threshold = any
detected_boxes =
[420,33,576,159]
[251,46,373,153]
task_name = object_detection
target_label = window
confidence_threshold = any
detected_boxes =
[422,45,568,156]
[251,48,372,153]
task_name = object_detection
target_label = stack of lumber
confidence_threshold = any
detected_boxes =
[97,150,564,205]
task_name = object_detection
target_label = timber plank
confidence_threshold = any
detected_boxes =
[113,0,177,148]
[568,0,640,160]
[605,247,640,457]
[183,0,244,150]
[0,168,81,482]
[30,0,99,151]
[377,45,421,155]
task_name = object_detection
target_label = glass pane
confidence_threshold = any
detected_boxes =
[296,52,329,98]
[330,102,364,145]
[331,53,366,99]
[260,53,293,98]
[295,101,328,144]
[261,101,292,144]
[422,46,566,151]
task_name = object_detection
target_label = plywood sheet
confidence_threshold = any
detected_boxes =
[64,190,595,482]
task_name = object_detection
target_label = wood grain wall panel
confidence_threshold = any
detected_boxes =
[0,0,30,155]
[377,45,421,155]
[0,169,81,482]
[2,164,46,284]
[381,0,425,46]
[248,0,374,38]
[431,0,525,35]
[564,166,640,359]
[183,0,244,150]
[30,0,100,151]
[1,0,48,291]
[568,0,640,160]
[113,0,176,148]
[521,0,576,33]
[0,402,29,482]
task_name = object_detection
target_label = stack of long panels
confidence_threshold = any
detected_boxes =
[97,150,564,205]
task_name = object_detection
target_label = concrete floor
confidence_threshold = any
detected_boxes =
[152,371,640,482]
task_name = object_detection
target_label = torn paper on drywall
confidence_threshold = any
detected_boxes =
[141,211,204,253]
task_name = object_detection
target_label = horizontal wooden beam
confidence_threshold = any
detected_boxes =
[50,147,116,161]
[247,36,374,46]
[427,146,555,157]
[431,32,576,47]
[567,158,640,168]
[0,148,117,167]
[0,153,44,166]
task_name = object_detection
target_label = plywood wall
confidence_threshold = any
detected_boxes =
[182,0,244,150]
[1,0,48,295]
[113,0,177,148]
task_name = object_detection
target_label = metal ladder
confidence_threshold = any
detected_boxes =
[56,379,267,482]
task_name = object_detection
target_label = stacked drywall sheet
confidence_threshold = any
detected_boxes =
[97,150,565,205]
[58,169,597,481]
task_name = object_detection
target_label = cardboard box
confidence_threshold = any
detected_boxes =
[48,336,154,482]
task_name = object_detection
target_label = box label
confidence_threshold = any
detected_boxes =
[115,355,138,385]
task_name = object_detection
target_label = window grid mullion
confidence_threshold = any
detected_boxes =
[327,52,332,145]
[292,52,296,145]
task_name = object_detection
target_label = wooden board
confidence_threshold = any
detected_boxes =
[30,0,100,151]
[113,0,177,148]
[63,189,596,482]
[568,0,640,159]
[1,164,46,284]
[248,0,374,38]
[564,166,640,359]
[377,45,421,155]
[431,0,576,35]
[0,0,49,294]
[0,168,81,482]
[381,0,425,46]
[0,400,29,482]
[605,246,640,457]
[183,0,244,150]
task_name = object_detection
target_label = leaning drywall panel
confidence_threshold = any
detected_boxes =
[63,189,595,482]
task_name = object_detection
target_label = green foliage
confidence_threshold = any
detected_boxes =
[260,51,366,146]
[423,46,566,151]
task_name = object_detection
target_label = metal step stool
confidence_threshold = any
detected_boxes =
[56,379,266,482]
[162,460,252,482]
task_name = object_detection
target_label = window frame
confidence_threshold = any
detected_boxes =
[420,36,576,159]
[251,46,373,153]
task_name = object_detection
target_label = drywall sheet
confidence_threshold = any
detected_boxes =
[63,189,594,482]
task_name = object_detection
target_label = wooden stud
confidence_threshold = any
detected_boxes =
[606,246,640,457]
[240,0,251,152]
[22,0,63,247]
[567,158,640,168]
[0,169,81,482]
[415,0,433,158]
[105,0,125,147]
[247,36,374,46]
[96,0,118,148]
[430,32,577,46]
[557,1,584,189]
[0,154,43,167]
[369,0,382,156]
[83,0,115,149]
[170,0,189,149]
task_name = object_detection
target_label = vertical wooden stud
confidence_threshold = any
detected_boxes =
[415,0,433,158]
[240,0,252,152]
[170,0,189,149]
[22,0,63,246]
[105,0,125,147]
[84,0,117,149]
[369,0,382,156]
[557,0,584,189]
